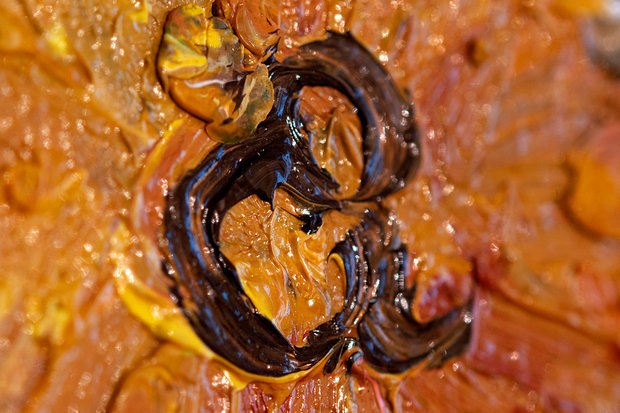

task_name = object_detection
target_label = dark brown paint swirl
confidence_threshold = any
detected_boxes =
[162,32,472,377]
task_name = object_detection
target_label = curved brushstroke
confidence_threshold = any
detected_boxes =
[162,32,471,377]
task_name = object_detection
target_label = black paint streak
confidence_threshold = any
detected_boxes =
[162,32,471,377]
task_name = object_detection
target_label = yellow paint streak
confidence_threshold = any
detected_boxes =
[128,0,151,24]
[160,33,208,78]
[30,298,71,346]
[179,3,206,17]
[206,19,223,48]
[45,20,72,58]
[111,224,212,358]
